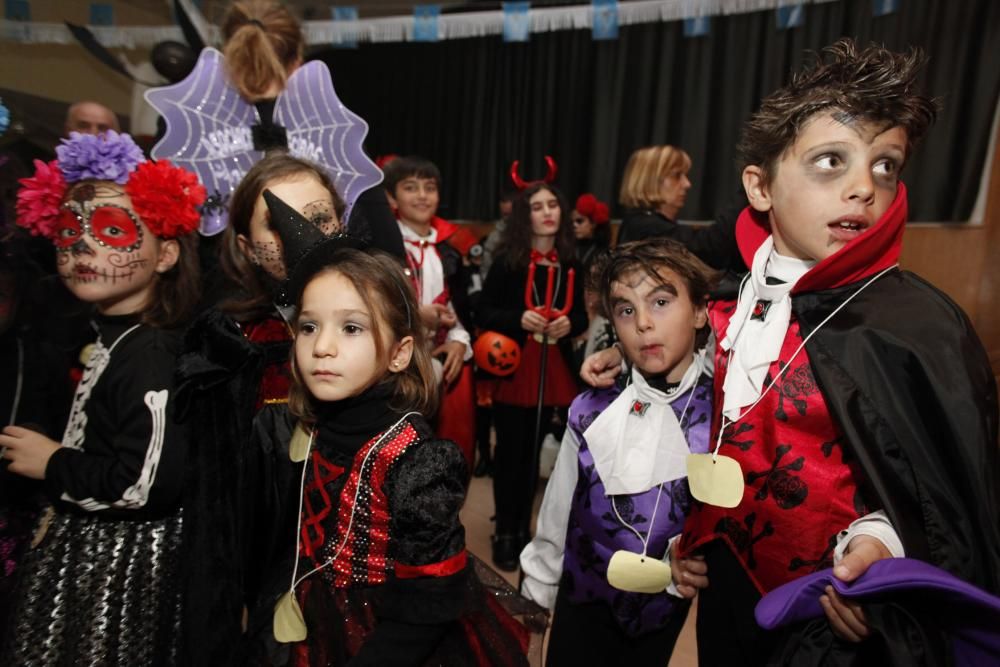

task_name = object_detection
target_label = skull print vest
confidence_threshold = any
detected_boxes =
[679,302,866,594]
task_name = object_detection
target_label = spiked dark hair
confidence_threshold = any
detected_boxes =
[738,39,938,184]
[593,238,718,349]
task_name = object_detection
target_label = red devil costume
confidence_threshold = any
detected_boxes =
[476,246,588,563]
[678,183,1000,664]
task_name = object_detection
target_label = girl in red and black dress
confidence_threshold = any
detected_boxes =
[175,151,404,664]
[259,241,529,666]
[475,183,588,570]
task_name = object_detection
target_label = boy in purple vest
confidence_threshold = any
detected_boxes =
[520,238,716,665]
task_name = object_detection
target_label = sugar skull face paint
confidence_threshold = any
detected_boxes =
[56,202,144,252]
[55,181,172,315]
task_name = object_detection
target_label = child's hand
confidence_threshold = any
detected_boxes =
[820,534,893,642]
[544,316,571,340]
[580,345,624,388]
[419,304,457,330]
[0,425,61,480]
[670,551,709,599]
[436,305,457,329]
[433,340,466,384]
[521,309,548,334]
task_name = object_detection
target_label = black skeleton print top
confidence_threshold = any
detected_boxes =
[43,313,188,520]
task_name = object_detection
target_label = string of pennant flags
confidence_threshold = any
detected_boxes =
[1,0,902,48]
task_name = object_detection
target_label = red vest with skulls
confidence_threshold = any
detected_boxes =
[678,301,867,594]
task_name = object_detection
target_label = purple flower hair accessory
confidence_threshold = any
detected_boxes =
[56,130,145,184]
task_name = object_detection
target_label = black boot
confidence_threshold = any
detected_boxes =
[491,533,520,572]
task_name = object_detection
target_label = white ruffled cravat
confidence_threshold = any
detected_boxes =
[584,356,704,496]
[721,238,815,420]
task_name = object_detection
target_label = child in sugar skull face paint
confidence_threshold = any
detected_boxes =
[1,130,204,664]
[53,181,184,314]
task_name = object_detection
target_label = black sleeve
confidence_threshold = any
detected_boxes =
[476,261,525,339]
[350,438,469,665]
[44,331,188,518]
[617,190,748,275]
[567,261,588,338]
[617,213,685,246]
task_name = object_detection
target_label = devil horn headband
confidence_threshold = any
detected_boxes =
[510,155,558,191]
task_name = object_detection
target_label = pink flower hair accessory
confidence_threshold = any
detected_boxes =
[15,159,66,239]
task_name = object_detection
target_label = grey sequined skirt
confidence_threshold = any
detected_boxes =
[1,507,183,666]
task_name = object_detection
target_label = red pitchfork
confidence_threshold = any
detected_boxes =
[523,261,575,322]
[521,259,574,552]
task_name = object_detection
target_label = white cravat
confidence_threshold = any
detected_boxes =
[584,357,703,496]
[721,238,814,420]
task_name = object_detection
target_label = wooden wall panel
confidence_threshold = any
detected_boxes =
[899,225,988,320]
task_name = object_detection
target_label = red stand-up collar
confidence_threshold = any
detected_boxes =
[430,215,457,243]
[734,182,908,294]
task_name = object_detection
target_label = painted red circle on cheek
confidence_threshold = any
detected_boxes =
[90,207,140,248]
[54,209,83,248]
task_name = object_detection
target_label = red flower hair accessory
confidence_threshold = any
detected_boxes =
[125,160,207,239]
[575,193,610,225]
[593,202,610,225]
[15,159,67,239]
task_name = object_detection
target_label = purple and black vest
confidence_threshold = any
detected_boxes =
[562,373,713,636]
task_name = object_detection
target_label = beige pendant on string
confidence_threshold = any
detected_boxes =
[686,453,744,508]
[273,590,307,642]
[606,550,673,594]
[289,422,311,463]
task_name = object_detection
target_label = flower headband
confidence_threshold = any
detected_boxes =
[16,131,206,241]
[575,193,610,225]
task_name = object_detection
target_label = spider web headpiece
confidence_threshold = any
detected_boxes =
[145,48,382,236]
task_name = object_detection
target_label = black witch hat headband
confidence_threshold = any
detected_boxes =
[266,189,412,328]
[263,188,354,309]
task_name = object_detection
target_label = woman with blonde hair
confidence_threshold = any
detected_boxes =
[616,145,693,244]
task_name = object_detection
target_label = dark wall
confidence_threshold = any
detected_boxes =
[316,0,999,222]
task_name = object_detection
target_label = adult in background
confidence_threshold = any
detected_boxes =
[64,101,119,137]
[616,145,692,245]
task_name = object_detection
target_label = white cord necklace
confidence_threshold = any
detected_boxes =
[287,411,420,592]
[711,264,897,459]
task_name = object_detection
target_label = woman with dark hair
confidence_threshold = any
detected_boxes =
[475,183,588,571]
